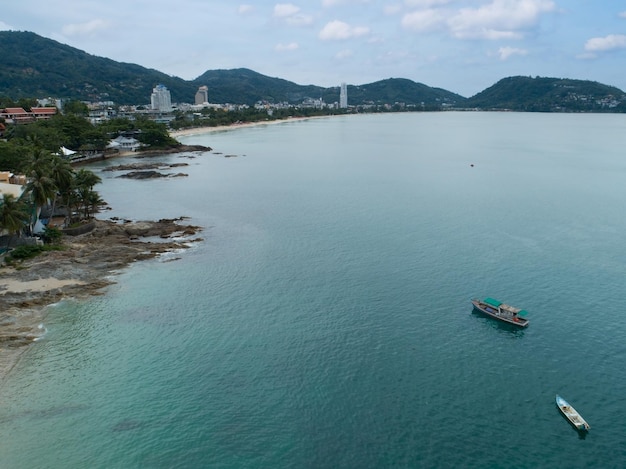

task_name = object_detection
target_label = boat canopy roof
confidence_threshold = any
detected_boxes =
[484,297,502,307]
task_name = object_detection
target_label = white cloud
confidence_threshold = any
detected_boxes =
[404,0,450,7]
[335,49,354,59]
[447,0,556,40]
[322,0,370,6]
[287,14,314,26]
[319,20,370,40]
[0,21,13,30]
[273,3,313,26]
[384,4,403,15]
[274,3,300,18]
[237,5,255,15]
[62,19,110,36]
[498,46,528,59]
[619,11,626,19]
[584,34,626,52]
[402,9,445,32]
[275,42,299,51]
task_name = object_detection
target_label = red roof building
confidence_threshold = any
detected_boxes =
[0,107,57,124]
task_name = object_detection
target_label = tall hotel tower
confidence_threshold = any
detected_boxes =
[339,82,348,108]
[151,84,172,111]
[195,86,209,105]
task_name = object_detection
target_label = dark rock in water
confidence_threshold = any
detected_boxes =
[103,162,190,172]
[118,171,168,179]
[134,144,211,158]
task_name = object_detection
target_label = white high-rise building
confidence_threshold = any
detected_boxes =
[151,84,172,111]
[339,82,348,108]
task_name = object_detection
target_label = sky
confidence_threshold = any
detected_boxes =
[2,1,626,97]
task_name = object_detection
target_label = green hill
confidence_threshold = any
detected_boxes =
[193,68,326,105]
[0,31,463,107]
[0,31,195,104]
[2,31,624,112]
[465,76,626,112]
[344,78,464,107]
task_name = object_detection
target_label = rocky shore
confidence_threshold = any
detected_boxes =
[0,218,203,379]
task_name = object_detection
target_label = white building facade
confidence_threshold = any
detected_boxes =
[151,84,172,111]
[339,82,348,108]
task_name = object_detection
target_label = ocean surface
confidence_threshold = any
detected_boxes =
[1,112,626,468]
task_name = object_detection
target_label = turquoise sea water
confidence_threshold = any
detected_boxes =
[1,112,626,468]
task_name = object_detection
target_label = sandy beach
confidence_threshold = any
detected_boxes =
[169,115,331,139]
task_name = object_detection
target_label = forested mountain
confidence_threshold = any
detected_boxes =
[465,76,626,112]
[0,31,462,107]
[193,68,326,105]
[2,31,625,111]
[0,31,195,104]
[344,78,464,107]
[194,70,465,106]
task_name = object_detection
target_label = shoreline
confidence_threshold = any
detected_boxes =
[0,218,203,383]
[169,115,333,139]
[0,115,329,383]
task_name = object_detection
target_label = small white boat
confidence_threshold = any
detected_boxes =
[556,395,590,431]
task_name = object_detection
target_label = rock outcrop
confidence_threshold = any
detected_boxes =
[0,218,202,353]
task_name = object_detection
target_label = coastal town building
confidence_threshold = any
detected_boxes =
[107,135,142,152]
[0,107,57,124]
[195,86,209,105]
[150,84,172,112]
[340,82,348,108]
[0,172,26,199]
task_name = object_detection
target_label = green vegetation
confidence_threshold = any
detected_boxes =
[4,243,63,262]
[0,122,110,256]
[0,31,193,105]
[465,76,626,112]
[0,193,30,250]
[0,113,178,175]
[0,97,181,261]
[0,31,464,107]
[3,31,626,111]
[41,226,63,244]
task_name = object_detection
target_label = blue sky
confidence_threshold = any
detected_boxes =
[2,1,626,97]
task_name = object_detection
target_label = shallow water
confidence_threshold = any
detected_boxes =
[1,112,625,468]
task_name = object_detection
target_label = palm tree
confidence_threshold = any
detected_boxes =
[83,190,105,219]
[24,165,57,233]
[72,169,102,223]
[74,168,102,190]
[0,193,30,251]
[22,148,57,232]
[48,154,75,226]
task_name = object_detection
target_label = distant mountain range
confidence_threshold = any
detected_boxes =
[1,31,625,112]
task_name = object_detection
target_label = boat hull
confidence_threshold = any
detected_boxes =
[556,395,590,431]
[471,299,529,327]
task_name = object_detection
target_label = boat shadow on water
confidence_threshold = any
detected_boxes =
[470,308,526,337]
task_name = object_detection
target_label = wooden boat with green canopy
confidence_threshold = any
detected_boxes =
[471,297,529,327]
